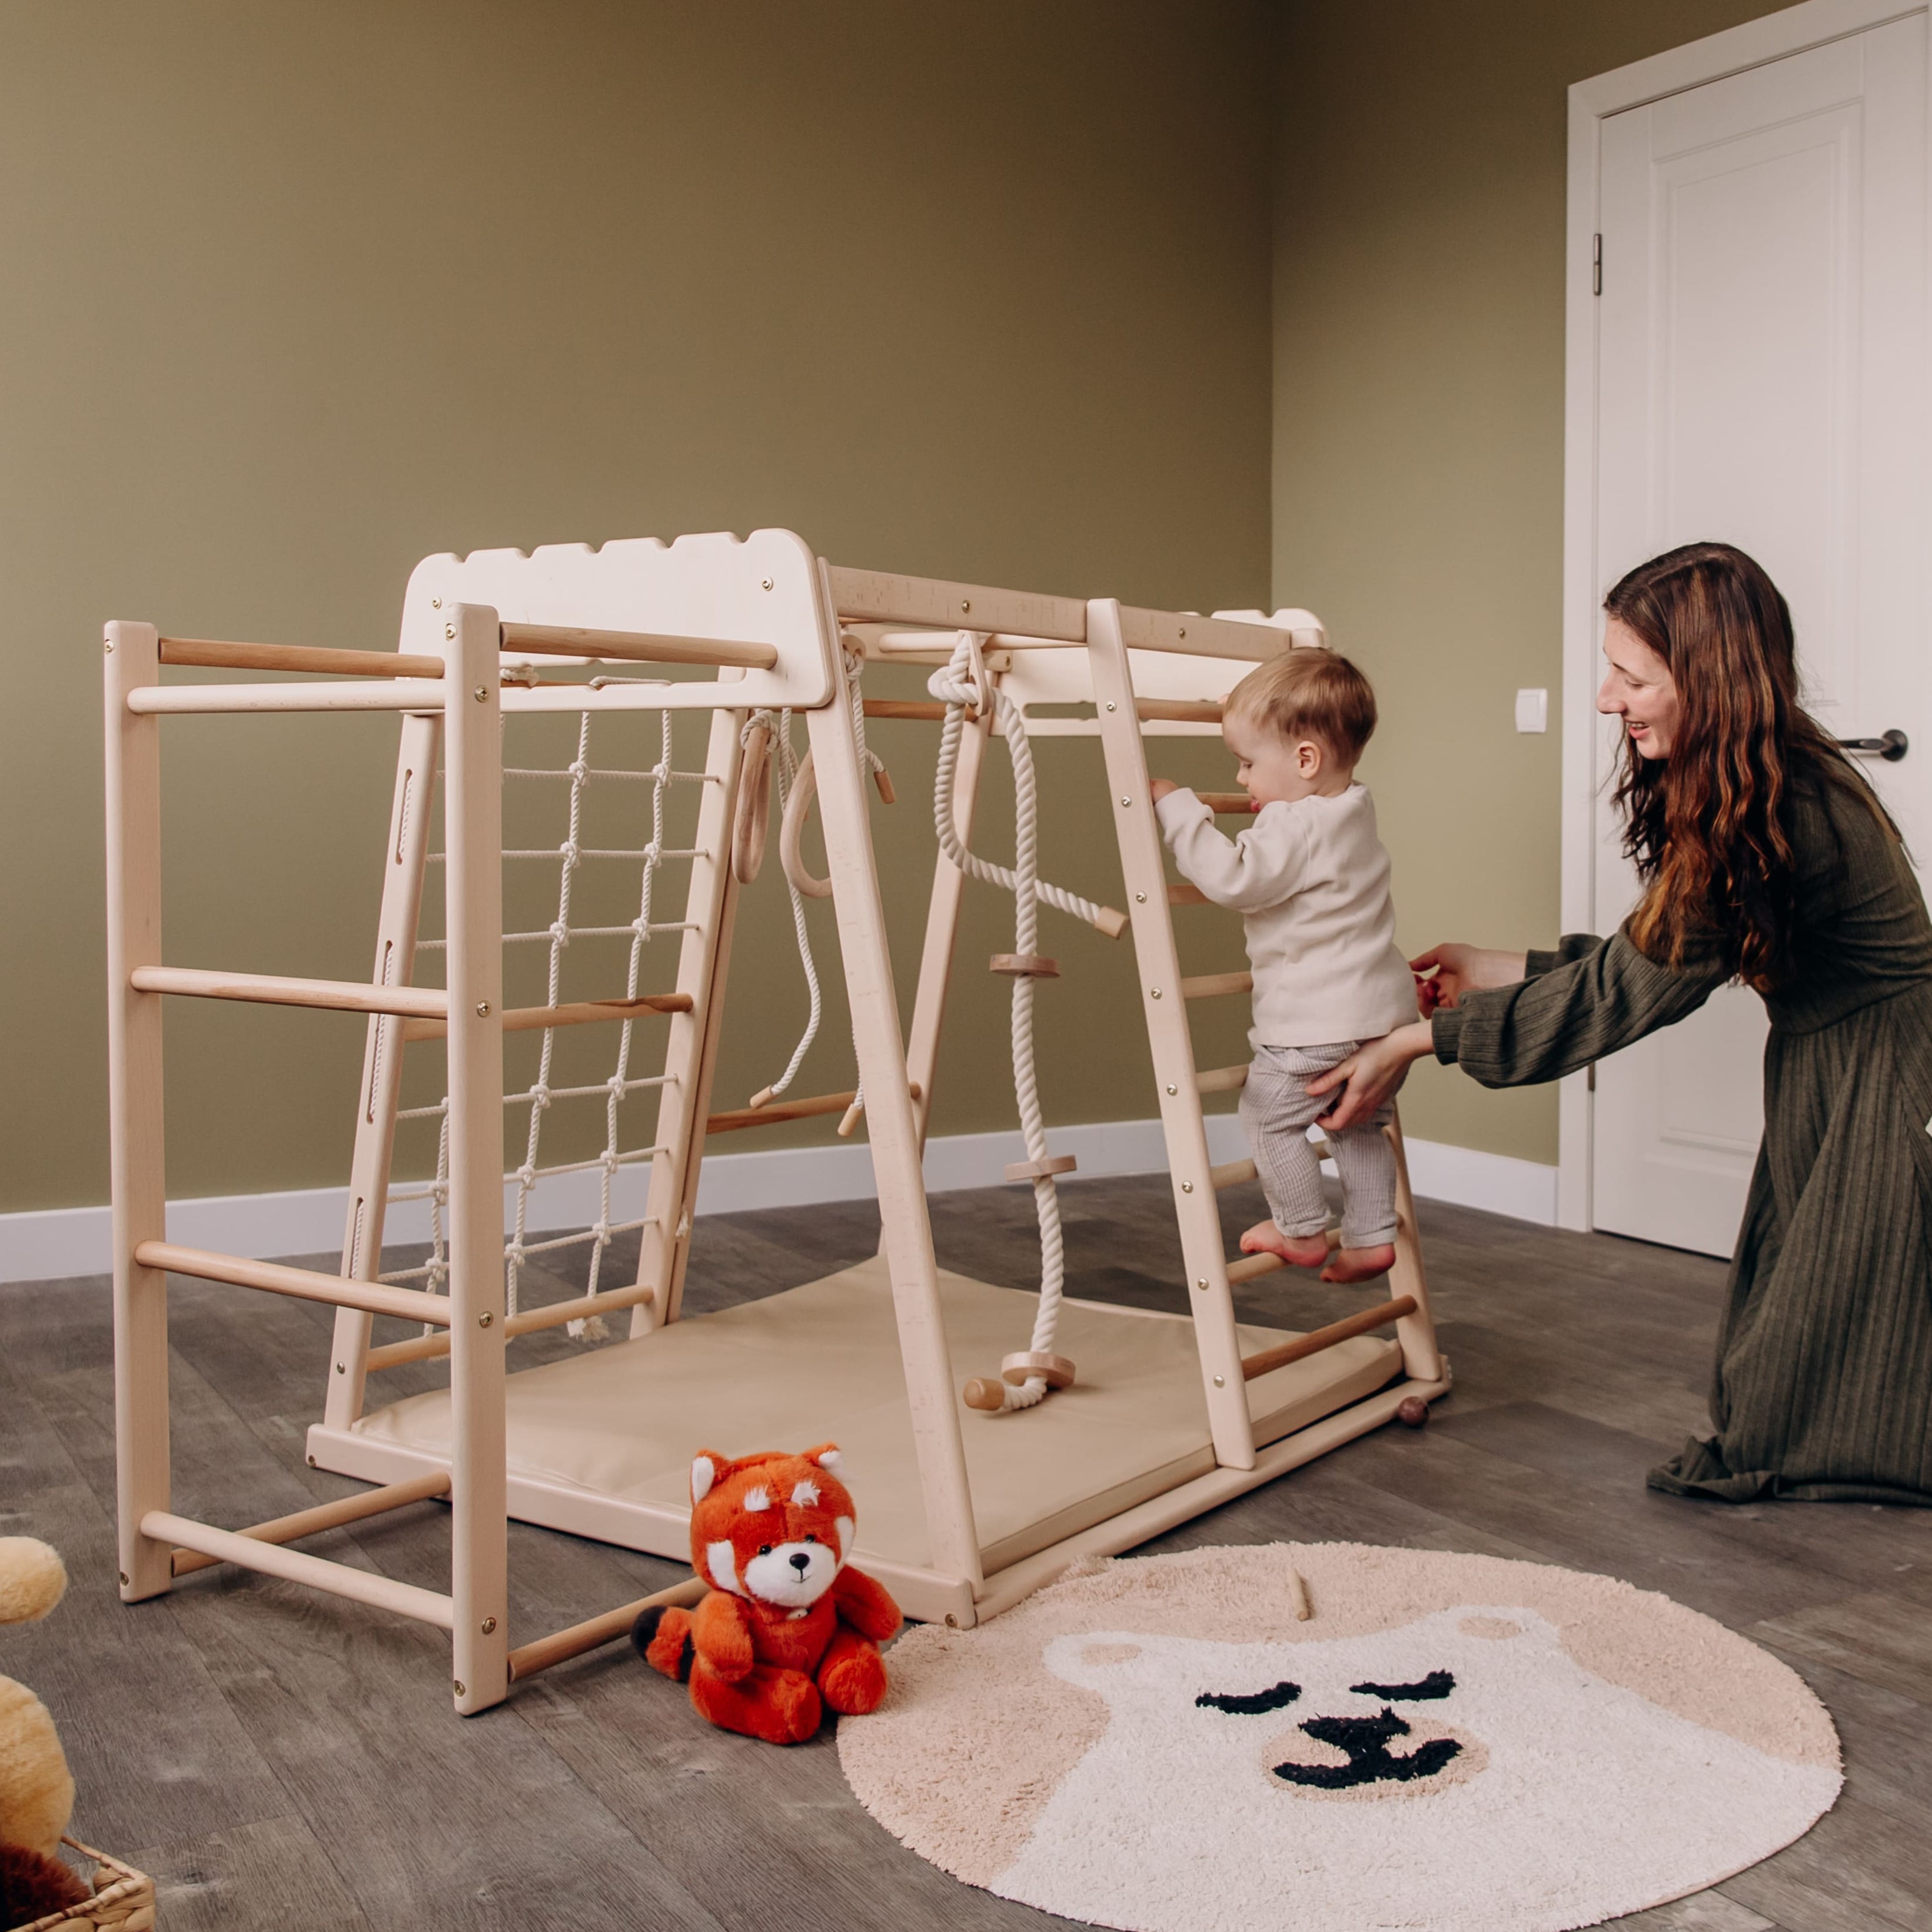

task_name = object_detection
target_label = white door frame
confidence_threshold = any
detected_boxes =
[1558,0,1931,1230]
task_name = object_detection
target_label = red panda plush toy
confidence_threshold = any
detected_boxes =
[631,1442,902,1745]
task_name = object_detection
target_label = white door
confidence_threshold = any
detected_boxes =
[1590,16,1930,1256]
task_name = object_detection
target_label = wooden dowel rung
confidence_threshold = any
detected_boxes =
[364,1283,659,1369]
[1210,1157,1258,1191]
[704,1083,921,1136]
[498,622,778,671]
[507,1575,710,1682]
[1199,792,1255,815]
[134,1240,454,1326]
[1168,882,1209,906]
[861,698,949,721]
[1136,698,1223,723]
[159,638,447,680]
[131,965,447,1019]
[1196,1063,1249,1095]
[171,1472,451,1576]
[1227,1228,1341,1282]
[1241,1296,1417,1381]
[143,1510,455,1628]
[401,992,691,1042]
[1180,970,1252,1001]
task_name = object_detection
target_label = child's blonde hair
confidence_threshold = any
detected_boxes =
[1223,648,1377,762]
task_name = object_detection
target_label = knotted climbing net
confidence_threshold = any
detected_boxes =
[384,701,712,1330]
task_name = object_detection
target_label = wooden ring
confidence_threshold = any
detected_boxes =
[1001,1351,1075,1390]
[731,724,773,884]
[778,750,833,900]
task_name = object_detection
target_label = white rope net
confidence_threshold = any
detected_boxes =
[383,700,711,1334]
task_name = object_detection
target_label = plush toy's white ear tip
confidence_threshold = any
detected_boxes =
[691,1455,719,1504]
[814,1446,843,1474]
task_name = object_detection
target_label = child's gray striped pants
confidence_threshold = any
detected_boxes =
[1238,1041,1397,1249]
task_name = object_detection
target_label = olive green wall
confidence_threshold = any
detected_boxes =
[0,0,1271,1212]
[1271,0,1788,1164]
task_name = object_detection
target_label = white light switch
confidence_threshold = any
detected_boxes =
[1515,688,1548,733]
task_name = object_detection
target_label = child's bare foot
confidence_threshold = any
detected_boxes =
[1321,1242,1395,1284]
[1240,1221,1330,1269]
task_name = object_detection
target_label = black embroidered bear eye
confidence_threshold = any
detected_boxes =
[804,1534,816,1544]
[758,1544,772,1555]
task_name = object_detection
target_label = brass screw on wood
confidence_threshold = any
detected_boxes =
[1150,987,1162,999]
[1135,892,1146,903]
[453,1680,466,1697]
[474,686,488,703]
[118,1571,129,1586]
[104,640,114,653]
[481,1617,497,1635]
[445,623,456,640]
[334,1361,345,1374]
[945,1614,960,1628]
[1212,1375,1225,1388]
[1181,1181,1193,1193]
[1196,1279,1208,1292]
[960,599,972,614]
[1105,701,1116,711]
[1165,1083,1177,1095]
[479,1312,494,1328]
[1120,796,1131,807]
[760,577,773,591]
[432,597,441,608]
[476,1000,491,1016]
[1178,627,1188,639]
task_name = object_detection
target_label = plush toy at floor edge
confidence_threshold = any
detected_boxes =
[0,1537,91,1927]
[632,1444,902,1744]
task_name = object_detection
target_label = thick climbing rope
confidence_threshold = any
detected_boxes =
[929,632,1080,1411]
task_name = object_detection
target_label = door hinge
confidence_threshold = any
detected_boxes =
[1592,234,1602,297]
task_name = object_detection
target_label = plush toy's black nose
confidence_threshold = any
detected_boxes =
[790,1551,812,1573]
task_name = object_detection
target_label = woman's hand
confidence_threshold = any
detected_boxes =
[1149,777,1178,804]
[1305,1021,1435,1132]
[1410,943,1529,1014]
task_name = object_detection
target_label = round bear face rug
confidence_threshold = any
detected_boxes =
[838,1543,1840,1932]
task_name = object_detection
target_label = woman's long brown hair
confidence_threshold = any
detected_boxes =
[1607,541,1887,990]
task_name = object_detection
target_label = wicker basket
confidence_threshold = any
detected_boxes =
[14,1838,155,1932]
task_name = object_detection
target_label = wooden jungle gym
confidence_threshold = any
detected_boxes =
[105,530,1448,1713]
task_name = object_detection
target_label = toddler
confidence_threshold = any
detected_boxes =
[1150,649,1415,1283]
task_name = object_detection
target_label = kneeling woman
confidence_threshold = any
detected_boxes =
[1315,541,1932,1505]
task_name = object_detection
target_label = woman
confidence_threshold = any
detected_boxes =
[1312,541,1932,1505]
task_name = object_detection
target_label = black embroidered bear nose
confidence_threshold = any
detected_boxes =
[790,1551,812,1572]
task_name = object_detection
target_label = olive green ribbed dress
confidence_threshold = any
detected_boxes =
[1432,770,1932,1505]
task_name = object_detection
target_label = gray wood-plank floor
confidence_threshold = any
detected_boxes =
[5,1176,1930,1931]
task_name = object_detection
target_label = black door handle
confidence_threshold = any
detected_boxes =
[1837,729,1908,762]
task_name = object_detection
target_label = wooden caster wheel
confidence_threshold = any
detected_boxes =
[1396,1395,1430,1428]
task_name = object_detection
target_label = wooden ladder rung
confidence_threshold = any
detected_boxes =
[131,965,447,1019]
[508,1576,710,1682]
[1167,882,1209,906]
[364,1282,659,1371]
[160,637,446,680]
[401,992,691,1042]
[704,1083,921,1136]
[171,1472,451,1576]
[1198,792,1254,816]
[1181,970,1252,1001]
[500,621,778,671]
[1241,1296,1416,1381]
[144,1509,455,1627]
[134,1241,455,1326]
[1196,1063,1249,1095]
[1137,699,1223,724]
[1209,1157,1257,1190]
[1226,1229,1341,1283]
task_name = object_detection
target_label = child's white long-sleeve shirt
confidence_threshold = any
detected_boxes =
[1155,783,1418,1047]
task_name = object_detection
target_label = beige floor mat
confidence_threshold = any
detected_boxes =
[353,1259,1399,1573]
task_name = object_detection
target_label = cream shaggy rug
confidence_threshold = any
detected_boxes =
[838,1543,1840,1932]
